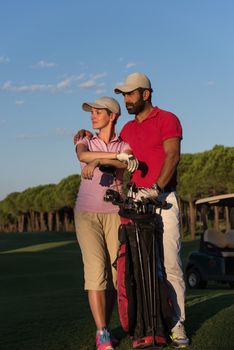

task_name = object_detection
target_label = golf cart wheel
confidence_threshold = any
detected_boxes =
[229,282,234,289]
[186,268,207,289]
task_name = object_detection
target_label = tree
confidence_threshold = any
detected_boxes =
[55,174,80,231]
[16,186,45,232]
[34,184,56,231]
[0,192,21,232]
[178,146,234,238]
[1,145,233,236]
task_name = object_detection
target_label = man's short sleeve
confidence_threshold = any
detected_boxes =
[120,141,132,153]
[160,113,183,141]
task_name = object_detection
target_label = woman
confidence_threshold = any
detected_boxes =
[74,96,137,350]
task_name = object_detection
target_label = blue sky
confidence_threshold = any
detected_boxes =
[0,0,233,200]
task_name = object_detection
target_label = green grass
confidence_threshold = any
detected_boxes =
[0,232,234,350]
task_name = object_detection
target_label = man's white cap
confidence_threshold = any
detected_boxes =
[82,96,121,115]
[114,72,152,94]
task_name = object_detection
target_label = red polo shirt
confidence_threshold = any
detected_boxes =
[120,107,183,188]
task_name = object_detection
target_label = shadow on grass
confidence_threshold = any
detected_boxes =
[186,292,234,337]
[0,231,77,253]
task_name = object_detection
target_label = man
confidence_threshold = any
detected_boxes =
[114,72,189,348]
[74,73,189,348]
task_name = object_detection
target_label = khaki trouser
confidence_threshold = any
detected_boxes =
[74,211,120,290]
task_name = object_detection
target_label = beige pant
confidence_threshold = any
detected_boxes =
[74,211,120,290]
[156,191,186,324]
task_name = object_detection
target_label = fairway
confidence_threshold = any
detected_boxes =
[0,232,234,350]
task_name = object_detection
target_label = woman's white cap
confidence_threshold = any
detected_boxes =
[82,96,121,115]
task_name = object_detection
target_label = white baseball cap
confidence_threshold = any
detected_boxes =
[82,96,121,115]
[114,72,152,94]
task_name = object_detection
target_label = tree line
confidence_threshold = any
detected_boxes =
[0,175,80,233]
[0,145,233,237]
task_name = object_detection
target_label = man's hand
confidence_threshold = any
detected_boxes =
[116,153,139,172]
[133,188,159,202]
[73,129,93,145]
[81,160,99,179]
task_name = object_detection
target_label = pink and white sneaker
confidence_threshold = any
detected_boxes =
[96,327,114,350]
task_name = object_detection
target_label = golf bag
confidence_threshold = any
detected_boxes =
[105,189,174,347]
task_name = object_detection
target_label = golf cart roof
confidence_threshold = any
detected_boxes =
[195,194,234,207]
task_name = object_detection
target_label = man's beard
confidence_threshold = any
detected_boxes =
[126,98,146,115]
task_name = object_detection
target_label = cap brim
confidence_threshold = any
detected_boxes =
[82,102,106,112]
[114,86,153,94]
[114,84,137,94]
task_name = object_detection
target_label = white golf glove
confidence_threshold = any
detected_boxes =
[133,188,159,202]
[116,153,139,173]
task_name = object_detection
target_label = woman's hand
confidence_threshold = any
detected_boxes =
[73,129,93,145]
[81,160,99,179]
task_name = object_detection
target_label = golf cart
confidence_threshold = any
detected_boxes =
[185,193,234,289]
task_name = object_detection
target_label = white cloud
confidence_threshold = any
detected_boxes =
[205,80,215,86]
[56,78,71,90]
[2,81,12,90]
[0,72,107,94]
[0,56,10,64]
[76,73,86,81]
[15,100,25,106]
[126,62,137,69]
[115,81,124,86]
[1,78,73,93]
[79,79,97,89]
[54,74,85,91]
[92,72,107,80]
[15,128,73,140]
[78,72,107,90]
[17,83,53,93]
[1,80,53,93]
[95,88,106,95]
[32,60,57,69]
[16,133,47,140]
